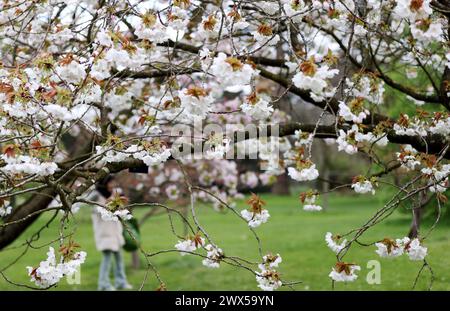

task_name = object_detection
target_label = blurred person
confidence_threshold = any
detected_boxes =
[92,175,132,291]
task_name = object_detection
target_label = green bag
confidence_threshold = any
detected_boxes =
[122,218,141,252]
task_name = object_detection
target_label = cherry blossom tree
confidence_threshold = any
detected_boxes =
[0,0,449,290]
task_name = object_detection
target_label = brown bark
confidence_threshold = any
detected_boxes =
[408,191,431,239]
[271,174,290,195]
[408,206,423,239]
[0,188,56,249]
[131,251,140,269]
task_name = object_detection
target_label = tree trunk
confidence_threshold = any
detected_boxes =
[408,191,429,239]
[0,188,57,249]
[131,251,140,269]
[408,206,422,239]
[271,174,290,195]
[321,168,330,211]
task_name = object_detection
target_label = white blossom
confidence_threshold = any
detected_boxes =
[135,22,169,43]
[393,115,427,137]
[294,130,313,146]
[336,128,358,155]
[241,209,270,228]
[325,232,347,254]
[165,184,180,200]
[338,101,369,124]
[0,155,58,177]
[421,164,450,193]
[329,263,360,282]
[411,20,443,44]
[258,253,282,271]
[195,14,224,40]
[354,130,389,147]
[179,87,214,121]
[429,115,450,136]
[403,237,428,261]
[0,202,12,217]
[202,244,224,268]
[95,206,132,222]
[287,165,319,182]
[301,192,322,211]
[26,247,87,288]
[55,61,86,84]
[375,239,404,258]
[44,104,75,122]
[241,95,274,120]
[255,269,282,291]
[396,145,421,170]
[210,53,254,88]
[175,236,205,256]
[204,136,230,160]
[252,29,280,46]
[282,0,307,22]
[104,48,133,70]
[95,29,113,47]
[345,76,384,105]
[303,204,322,211]
[351,180,376,195]
[394,0,432,21]
[292,62,338,101]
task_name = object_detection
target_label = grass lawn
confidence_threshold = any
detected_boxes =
[1,193,449,291]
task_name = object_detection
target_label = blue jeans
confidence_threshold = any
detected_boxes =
[98,250,128,290]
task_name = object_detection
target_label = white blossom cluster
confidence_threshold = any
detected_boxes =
[240,208,270,228]
[255,253,283,291]
[429,114,450,136]
[351,178,376,195]
[375,238,404,258]
[26,247,86,288]
[393,115,428,137]
[396,145,421,171]
[95,206,132,222]
[336,128,359,155]
[95,143,171,167]
[175,236,206,256]
[0,155,58,177]
[338,101,370,124]
[375,237,428,261]
[209,53,255,89]
[204,135,231,160]
[241,94,274,120]
[292,60,339,102]
[329,263,361,282]
[345,76,385,105]
[165,184,181,200]
[202,244,224,268]
[294,130,313,147]
[421,164,450,193]
[301,191,322,212]
[325,232,347,254]
[394,0,443,44]
[179,87,215,122]
[287,165,319,182]
[255,269,283,291]
[336,124,388,155]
